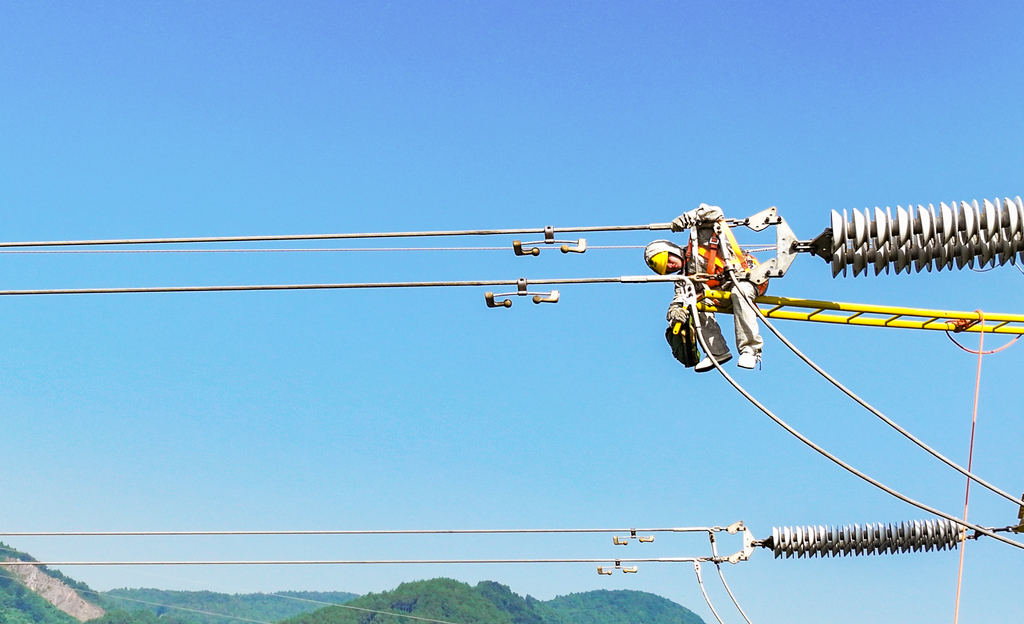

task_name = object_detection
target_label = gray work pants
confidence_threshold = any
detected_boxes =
[701,280,764,357]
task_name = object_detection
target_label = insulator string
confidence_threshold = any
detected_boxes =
[765,520,959,558]
[828,197,1024,277]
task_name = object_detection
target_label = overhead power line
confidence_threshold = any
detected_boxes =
[0,245,650,254]
[0,224,672,248]
[0,275,679,297]
[0,556,709,566]
[0,526,724,536]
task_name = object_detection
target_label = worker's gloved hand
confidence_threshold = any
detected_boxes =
[670,212,696,232]
[666,303,688,324]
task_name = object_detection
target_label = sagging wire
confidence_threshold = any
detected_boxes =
[749,305,1024,511]
[692,562,726,624]
[708,534,754,624]
[681,281,1024,553]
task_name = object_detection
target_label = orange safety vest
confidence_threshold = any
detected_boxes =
[685,233,769,296]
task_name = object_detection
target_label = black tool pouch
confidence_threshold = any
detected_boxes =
[665,317,701,367]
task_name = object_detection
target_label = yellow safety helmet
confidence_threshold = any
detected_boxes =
[644,240,684,275]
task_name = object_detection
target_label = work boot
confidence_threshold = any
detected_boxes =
[737,351,760,370]
[694,352,732,373]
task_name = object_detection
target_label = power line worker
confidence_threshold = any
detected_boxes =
[644,203,765,371]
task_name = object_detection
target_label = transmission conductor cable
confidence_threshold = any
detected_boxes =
[692,562,726,624]
[750,305,1024,510]
[0,224,672,248]
[0,556,710,567]
[709,533,754,624]
[0,526,725,536]
[684,290,1024,552]
[0,275,681,297]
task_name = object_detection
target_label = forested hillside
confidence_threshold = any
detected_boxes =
[282,579,705,624]
[1,542,702,624]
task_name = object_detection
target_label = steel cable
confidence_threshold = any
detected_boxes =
[0,224,672,248]
[687,298,1024,552]
[709,535,754,624]
[751,306,1024,510]
[692,563,726,624]
[0,556,709,567]
[0,275,683,297]
[0,526,722,536]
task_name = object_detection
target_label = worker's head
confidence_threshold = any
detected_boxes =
[644,240,684,275]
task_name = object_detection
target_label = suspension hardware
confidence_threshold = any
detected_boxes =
[484,278,559,308]
[512,226,586,256]
[612,529,654,545]
[597,560,638,575]
[716,521,756,564]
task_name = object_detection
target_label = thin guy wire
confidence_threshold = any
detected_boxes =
[0,526,721,536]
[0,570,463,624]
[752,306,1024,510]
[0,556,712,566]
[709,535,754,624]
[954,313,985,624]
[688,298,1024,552]
[692,563,726,624]
[0,224,672,248]
[0,275,682,297]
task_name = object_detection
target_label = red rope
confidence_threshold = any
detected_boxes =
[946,331,1020,355]
[953,312,985,624]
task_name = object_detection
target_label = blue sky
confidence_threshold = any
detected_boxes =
[2,1,1023,623]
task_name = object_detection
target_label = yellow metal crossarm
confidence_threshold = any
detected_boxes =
[698,290,1024,334]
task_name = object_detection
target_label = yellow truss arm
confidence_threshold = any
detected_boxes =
[698,290,1024,335]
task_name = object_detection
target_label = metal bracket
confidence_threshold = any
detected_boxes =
[613,529,654,545]
[484,278,560,308]
[725,524,756,564]
[597,560,638,575]
[513,226,587,256]
[726,206,780,232]
[733,215,800,285]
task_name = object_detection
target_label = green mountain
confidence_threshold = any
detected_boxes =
[0,541,704,624]
[0,541,98,624]
[282,579,705,624]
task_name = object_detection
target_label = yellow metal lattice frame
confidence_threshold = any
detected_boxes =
[698,290,1024,335]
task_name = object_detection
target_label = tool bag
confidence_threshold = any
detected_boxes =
[665,317,701,367]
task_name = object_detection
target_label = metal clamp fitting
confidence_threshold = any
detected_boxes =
[485,278,560,308]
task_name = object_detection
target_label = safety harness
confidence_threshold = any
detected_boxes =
[685,220,768,295]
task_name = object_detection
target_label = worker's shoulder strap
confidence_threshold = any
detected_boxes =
[716,219,751,270]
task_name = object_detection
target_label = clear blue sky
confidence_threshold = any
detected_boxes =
[2,2,1022,623]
